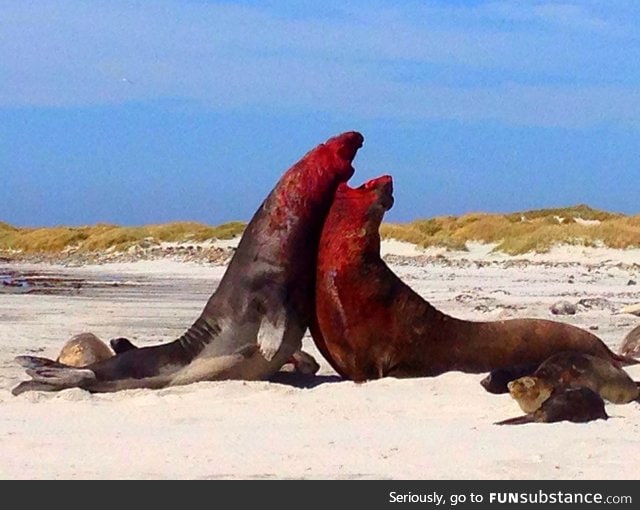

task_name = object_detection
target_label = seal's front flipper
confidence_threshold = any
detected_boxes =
[288,350,320,375]
[257,312,287,362]
[110,337,138,354]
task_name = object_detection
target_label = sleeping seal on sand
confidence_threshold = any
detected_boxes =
[109,336,320,375]
[57,333,114,367]
[13,131,362,394]
[507,351,639,414]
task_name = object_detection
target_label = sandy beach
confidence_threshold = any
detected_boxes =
[2,241,640,479]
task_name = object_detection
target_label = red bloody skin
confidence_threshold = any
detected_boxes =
[311,176,637,382]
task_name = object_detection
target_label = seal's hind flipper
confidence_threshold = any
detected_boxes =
[12,380,59,396]
[26,366,96,386]
[13,355,94,393]
[494,414,535,426]
[15,355,67,369]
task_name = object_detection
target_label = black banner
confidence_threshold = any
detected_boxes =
[4,480,639,509]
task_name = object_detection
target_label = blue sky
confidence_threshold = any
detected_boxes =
[1,0,639,226]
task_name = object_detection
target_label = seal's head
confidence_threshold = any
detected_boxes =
[320,175,394,261]
[507,375,554,414]
[335,175,394,224]
[260,131,364,240]
[321,131,364,180]
[283,131,363,198]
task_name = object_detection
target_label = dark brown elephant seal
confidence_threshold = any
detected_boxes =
[310,175,638,382]
[57,333,114,367]
[495,387,609,425]
[619,324,640,358]
[507,351,639,413]
[13,131,363,395]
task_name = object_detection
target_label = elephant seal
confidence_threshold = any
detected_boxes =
[13,131,363,395]
[310,175,638,382]
[57,333,114,367]
[507,351,639,413]
[619,324,640,358]
[495,387,609,425]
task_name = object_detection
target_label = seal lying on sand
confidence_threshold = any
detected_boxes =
[495,387,609,425]
[13,131,363,395]
[57,333,114,367]
[507,351,639,413]
[310,175,638,382]
[109,337,320,375]
[618,324,640,358]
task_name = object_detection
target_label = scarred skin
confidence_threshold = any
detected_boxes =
[14,131,363,394]
[310,176,638,382]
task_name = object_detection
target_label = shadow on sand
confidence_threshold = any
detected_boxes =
[267,372,344,389]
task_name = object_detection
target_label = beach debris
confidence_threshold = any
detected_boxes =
[576,297,615,311]
[618,324,640,357]
[615,303,640,317]
[549,300,577,315]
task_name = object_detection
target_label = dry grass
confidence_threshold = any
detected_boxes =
[0,221,247,253]
[2,205,638,255]
[381,205,640,255]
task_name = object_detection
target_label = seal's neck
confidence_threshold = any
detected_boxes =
[321,203,385,268]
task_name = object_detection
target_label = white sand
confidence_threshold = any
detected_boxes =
[2,243,640,479]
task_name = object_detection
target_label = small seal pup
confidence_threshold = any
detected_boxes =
[618,324,640,358]
[13,131,363,394]
[507,351,639,414]
[310,176,638,382]
[57,333,114,367]
[495,387,609,425]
